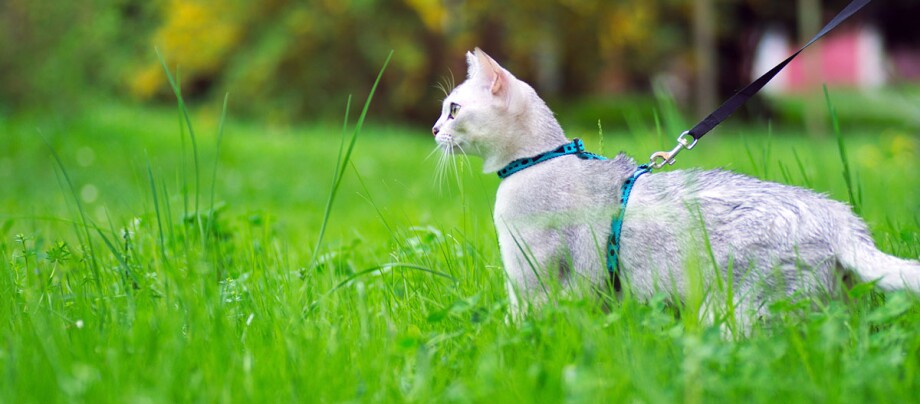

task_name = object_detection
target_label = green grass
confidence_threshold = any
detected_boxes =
[768,85,920,131]
[1,93,919,402]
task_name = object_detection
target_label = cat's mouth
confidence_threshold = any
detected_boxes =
[435,134,463,154]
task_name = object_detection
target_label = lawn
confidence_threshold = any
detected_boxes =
[1,97,918,402]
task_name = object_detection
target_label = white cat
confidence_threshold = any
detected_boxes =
[432,48,920,326]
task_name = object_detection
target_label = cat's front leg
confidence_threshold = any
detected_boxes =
[495,220,567,314]
[504,278,524,323]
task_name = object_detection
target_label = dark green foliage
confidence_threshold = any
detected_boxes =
[0,1,158,114]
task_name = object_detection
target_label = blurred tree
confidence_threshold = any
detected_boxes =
[131,0,245,99]
[0,0,158,115]
[694,0,717,116]
[139,0,446,124]
[133,0,700,124]
[1,0,903,127]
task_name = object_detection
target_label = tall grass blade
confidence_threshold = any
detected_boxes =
[310,51,393,269]
[205,93,230,246]
[43,139,104,299]
[823,85,860,214]
[93,227,139,290]
[156,49,205,242]
[146,157,168,262]
[792,148,814,188]
[762,123,773,178]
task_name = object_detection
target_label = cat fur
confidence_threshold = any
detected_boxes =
[431,48,920,324]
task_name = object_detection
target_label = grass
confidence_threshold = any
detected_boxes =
[0,88,919,402]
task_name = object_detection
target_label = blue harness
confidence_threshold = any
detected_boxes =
[497,138,651,281]
[497,138,606,179]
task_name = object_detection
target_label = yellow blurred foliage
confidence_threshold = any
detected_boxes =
[889,133,918,167]
[403,0,446,33]
[130,0,243,99]
[857,131,918,170]
[130,64,167,100]
[599,2,655,57]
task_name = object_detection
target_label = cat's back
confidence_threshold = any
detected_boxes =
[494,154,637,221]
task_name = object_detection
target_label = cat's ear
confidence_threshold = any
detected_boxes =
[472,48,507,96]
[466,51,479,79]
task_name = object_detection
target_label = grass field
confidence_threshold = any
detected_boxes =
[1,93,919,402]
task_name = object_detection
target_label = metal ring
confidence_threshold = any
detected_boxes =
[648,130,696,168]
[677,131,698,150]
[649,152,670,169]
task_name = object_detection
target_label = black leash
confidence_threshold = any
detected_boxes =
[650,0,873,168]
[494,0,873,290]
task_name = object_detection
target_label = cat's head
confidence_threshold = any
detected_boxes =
[432,48,563,173]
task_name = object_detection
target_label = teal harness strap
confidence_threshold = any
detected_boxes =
[496,139,652,287]
[606,164,652,278]
[497,138,605,179]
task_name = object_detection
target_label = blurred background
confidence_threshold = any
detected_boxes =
[1,0,919,131]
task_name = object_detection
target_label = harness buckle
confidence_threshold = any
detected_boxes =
[649,130,698,169]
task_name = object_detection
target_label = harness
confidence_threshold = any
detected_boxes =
[497,138,650,287]
[492,0,872,289]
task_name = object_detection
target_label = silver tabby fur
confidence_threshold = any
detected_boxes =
[433,48,920,327]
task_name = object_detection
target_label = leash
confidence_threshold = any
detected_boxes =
[495,0,872,287]
[649,0,872,169]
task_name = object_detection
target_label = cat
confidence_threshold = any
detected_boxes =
[431,48,920,327]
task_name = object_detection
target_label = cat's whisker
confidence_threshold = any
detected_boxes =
[451,143,473,193]
[433,145,451,193]
[433,148,443,183]
[440,152,451,192]
[442,145,453,182]
[453,143,476,177]
[447,68,456,93]
[434,82,448,99]
[433,141,454,192]
[424,146,442,161]
[434,70,457,99]
[446,144,466,193]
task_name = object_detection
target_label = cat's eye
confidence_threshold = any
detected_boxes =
[448,102,460,119]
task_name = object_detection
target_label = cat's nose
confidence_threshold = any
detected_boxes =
[432,126,439,137]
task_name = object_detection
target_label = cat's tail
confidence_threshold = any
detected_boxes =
[836,218,920,292]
